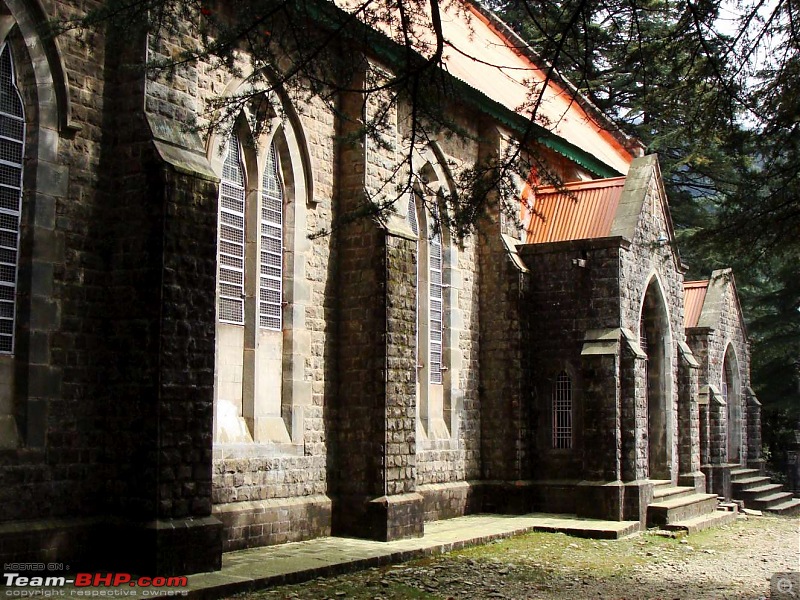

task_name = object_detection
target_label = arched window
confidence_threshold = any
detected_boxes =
[215,126,301,446]
[0,43,25,355]
[552,371,573,449]
[408,189,450,439]
[407,193,419,374]
[217,135,246,325]
[259,143,282,331]
[722,345,741,463]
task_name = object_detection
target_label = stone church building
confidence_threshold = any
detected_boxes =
[0,0,763,575]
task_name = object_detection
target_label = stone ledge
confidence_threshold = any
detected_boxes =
[214,495,332,552]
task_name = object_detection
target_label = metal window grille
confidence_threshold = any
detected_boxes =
[552,371,572,449]
[259,143,283,330]
[408,195,419,372]
[639,327,648,357]
[0,45,24,355]
[407,195,418,236]
[429,204,443,384]
[218,135,246,324]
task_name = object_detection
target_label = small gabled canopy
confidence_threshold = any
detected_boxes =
[523,156,680,269]
[685,268,748,337]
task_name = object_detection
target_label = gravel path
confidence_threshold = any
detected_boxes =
[239,514,799,600]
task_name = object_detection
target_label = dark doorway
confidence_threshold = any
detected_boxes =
[640,278,673,480]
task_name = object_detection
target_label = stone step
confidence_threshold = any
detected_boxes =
[751,492,796,511]
[652,485,695,502]
[732,476,772,492]
[647,493,718,527]
[662,508,738,534]
[651,479,673,487]
[737,483,784,501]
[729,468,760,481]
[763,498,800,517]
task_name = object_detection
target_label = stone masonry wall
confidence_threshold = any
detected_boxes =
[519,240,625,481]
[408,115,482,490]
[141,14,336,526]
[478,129,529,485]
[687,274,751,469]
[0,0,107,531]
[618,172,686,482]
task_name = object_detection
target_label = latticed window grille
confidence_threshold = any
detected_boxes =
[218,135,246,325]
[552,371,573,449]
[408,195,419,372]
[428,203,443,384]
[259,143,283,330]
[407,195,418,236]
[0,45,24,354]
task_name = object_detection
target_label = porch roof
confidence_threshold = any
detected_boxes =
[523,177,627,244]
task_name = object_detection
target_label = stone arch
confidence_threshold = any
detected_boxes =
[214,73,314,207]
[721,343,742,463]
[408,143,460,441]
[1,0,75,133]
[0,3,67,449]
[207,87,313,448]
[638,273,674,480]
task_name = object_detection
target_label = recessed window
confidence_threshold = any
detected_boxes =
[428,205,443,384]
[0,44,25,355]
[259,143,283,331]
[552,371,573,449]
[217,136,246,325]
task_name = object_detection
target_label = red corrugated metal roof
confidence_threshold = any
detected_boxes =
[524,177,627,244]
[684,280,709,328]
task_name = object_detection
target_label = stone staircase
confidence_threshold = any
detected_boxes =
[647,480,737,533]
[731,467,800,516]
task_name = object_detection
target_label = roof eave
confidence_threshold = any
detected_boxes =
[469,1,646,160]
[308,0,626,178]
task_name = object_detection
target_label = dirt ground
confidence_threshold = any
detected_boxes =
[235,514,799,600]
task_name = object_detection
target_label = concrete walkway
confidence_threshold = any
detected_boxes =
[186,513,640,599]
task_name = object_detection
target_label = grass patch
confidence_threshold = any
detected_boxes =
[449,529,703,580]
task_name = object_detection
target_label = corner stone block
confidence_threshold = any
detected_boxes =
[575,480,625,522]
[365,493,425,541]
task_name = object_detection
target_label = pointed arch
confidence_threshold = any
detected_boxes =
[721,343,742,463]
[408,143,462,441]
[639,273,674,480]
[2,0,75,133]
[0,4,67,449]
[208,85,313,449]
